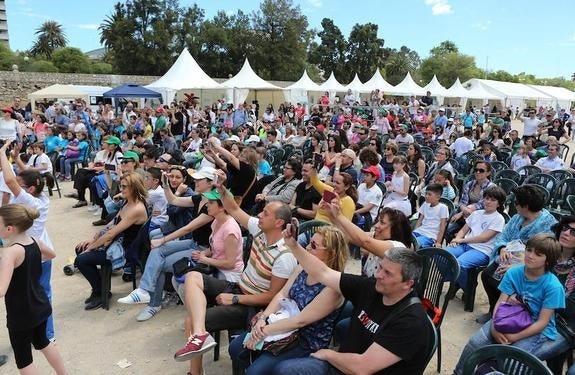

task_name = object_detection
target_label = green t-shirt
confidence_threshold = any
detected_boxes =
[154,116,166,130]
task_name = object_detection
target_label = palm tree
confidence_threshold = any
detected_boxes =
[30,21,68,59]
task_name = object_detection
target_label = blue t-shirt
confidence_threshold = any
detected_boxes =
[499,265,565,340]
[258,160,272,177]
[44,135,61,154]
[462,114,474,128]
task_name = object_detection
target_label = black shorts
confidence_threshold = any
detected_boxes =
[9,320,50,369]
[201,274,254,332]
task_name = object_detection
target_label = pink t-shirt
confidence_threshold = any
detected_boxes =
[210,216,244,282]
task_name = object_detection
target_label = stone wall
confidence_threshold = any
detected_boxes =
[0,70,160,106]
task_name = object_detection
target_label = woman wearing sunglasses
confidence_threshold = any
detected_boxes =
[74,172,148,310]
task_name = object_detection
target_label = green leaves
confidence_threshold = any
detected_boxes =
[30,21,68,59]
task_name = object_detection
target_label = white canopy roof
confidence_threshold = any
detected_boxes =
[283,70,321,91]
[345,74,369,93]
[28,84,90,108]
[390,72,426,96]
[146,48,221,90]
[422,75,447,96]
[445,78,472,98]
[363,69,395,93]
[221,59,281,90]
[73,85,113,96]
[527,85,575,103]
[318,72,346,92]
[464,81,503,100]
[464,79,550,100]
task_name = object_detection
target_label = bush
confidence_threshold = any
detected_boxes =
[28,60,59,72]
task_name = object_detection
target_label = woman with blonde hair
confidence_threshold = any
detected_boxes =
[74,172,148,310]
[229,225,348,374]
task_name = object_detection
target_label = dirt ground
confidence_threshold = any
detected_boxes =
[0,119,566,374]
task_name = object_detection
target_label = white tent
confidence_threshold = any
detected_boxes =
[28,84,90,109]
[527,84,575,111]
[390,72,426,96]
[444,78,472,108]
[318,72,346,92]
[345,74,368,93]
[363,69,395,93]
[146,48,221,104]
[283,70,320,106]
[422,75,447,96]
[221,59,281,105]
[464,78,551,109]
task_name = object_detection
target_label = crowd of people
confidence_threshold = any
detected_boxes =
[1,90,575,374]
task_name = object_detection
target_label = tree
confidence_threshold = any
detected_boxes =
[486,70,518,83]
[27,60,58,72]
[250,0,312,81]
[344,23,385,83]
[572,73,575,82]
[51,47,90,73]
[30,21,68,59]
[308,18,347,81]
[420,41,480,86]
[90,62,113,74]
[0,43,16,70]
[384,46,420,85]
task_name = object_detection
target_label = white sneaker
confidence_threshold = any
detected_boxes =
[87,204,98,212]
[117,288,150,304]
[93,208,102,216]
[136,306,161,321]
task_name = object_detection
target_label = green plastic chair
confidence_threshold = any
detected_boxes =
[297,220,329,243]
[461,344,553,375]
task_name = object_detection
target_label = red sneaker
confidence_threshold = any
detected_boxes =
[173,332,216,361]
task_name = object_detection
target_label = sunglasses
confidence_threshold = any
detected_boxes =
[562,224,575,236]
[309,241,323,250]
[474,168,486,173]
[121,160,134,164]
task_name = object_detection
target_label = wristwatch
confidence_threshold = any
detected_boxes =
[232,295,240,305]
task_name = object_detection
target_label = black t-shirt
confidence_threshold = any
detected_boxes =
[190,195,212,247]
[172,111,185,136]
[227,160,256,209]
[548,127,565,140]
[338,274,430,375]
[293,181,321,220]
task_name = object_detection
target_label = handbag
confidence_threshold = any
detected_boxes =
[172,256,215,278]
[492,297,533,334]
[262,332,299,356]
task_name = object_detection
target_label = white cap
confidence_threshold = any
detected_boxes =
[245,135,261,143]
[438,108,445,112]
[369,125,379,131]
[447,117,454,122]
[191,166,216,181]
[228,135,240,143]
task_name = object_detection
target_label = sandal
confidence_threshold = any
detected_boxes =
[72,201,88,208]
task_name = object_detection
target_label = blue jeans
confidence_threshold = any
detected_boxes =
[413,232,435,248]
[61,157,81,178]
[139,239,198,307]
[40,260,54,340]
[453,321,569,375]
[568,364,575,375]
[274,357,333,375]
[229,332,313,375]
[446,244,490,289]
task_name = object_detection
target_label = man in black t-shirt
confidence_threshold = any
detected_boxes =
[275,242,430,375]
[289,160,321,221]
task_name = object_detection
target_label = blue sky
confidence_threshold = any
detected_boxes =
[5,0,575,80]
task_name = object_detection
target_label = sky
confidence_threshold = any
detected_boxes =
[5,0,575,81]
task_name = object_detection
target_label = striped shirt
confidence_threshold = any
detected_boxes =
[239,217,297,295]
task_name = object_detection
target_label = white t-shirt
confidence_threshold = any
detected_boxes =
[357,183,383,222]
[147,185,168,227]
[450,137,475,157]
[414,202,449,239]
[27,153,53,174]
[12,190,53,250]
[0,118,20,139]
[523,117,541,136]
[464,210,505,256]
[535,156,565,171]
[395,133,414,144]
[510,155,531,171]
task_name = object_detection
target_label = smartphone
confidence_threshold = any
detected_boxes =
[291,218,299,240]
[323,190,336,203]
[104,164,115,171]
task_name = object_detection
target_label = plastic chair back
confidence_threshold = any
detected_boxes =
[461,344,553,375]
[494,169,521,184]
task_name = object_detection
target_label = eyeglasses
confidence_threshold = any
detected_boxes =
[309,241,324,250]
[562,224,575,236]
[474,168,486,173]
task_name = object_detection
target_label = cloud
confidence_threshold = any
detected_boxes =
[74,24,99,30]
[424,0,453,15]
[307,0,322,8]
[14,7,50,20]
[471,20,491,31]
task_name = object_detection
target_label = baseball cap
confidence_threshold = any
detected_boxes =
[2,107,13,114]
[245,135,260,144]
[341,148,356,159]
[438,108,445,112]
[361,165,381,180]
[191,166,216,181]
[422,128,432,134]
[369,125,379,131]
[120,150,140,162]
[228,135,240,143]
[155,107,165,114]
[447,118,454,123]
[316,124,325,132]
[104,136,121,146]
[202,189,222,201]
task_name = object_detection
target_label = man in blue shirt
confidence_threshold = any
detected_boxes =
[232,104,248,128]
[434,108,448,129]
[461,108,475,129]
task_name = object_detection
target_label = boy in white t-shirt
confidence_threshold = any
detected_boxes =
[413,183,449,247]
[145,167,168,232]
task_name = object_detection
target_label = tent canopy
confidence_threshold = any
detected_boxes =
[103,84,162,99]
[318,72,346,92]
[445,78,471,98]
[422,75,447,96]
[464,81,502,100]
[464,79,550,101]
[28,84,90,108]
[528,85,575,103]
[283,70,320,91]
[390,72,426,96]
[363,69,395,93]
[222,59,281,90]
[146,48,221,91]
[345,74,369,93]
